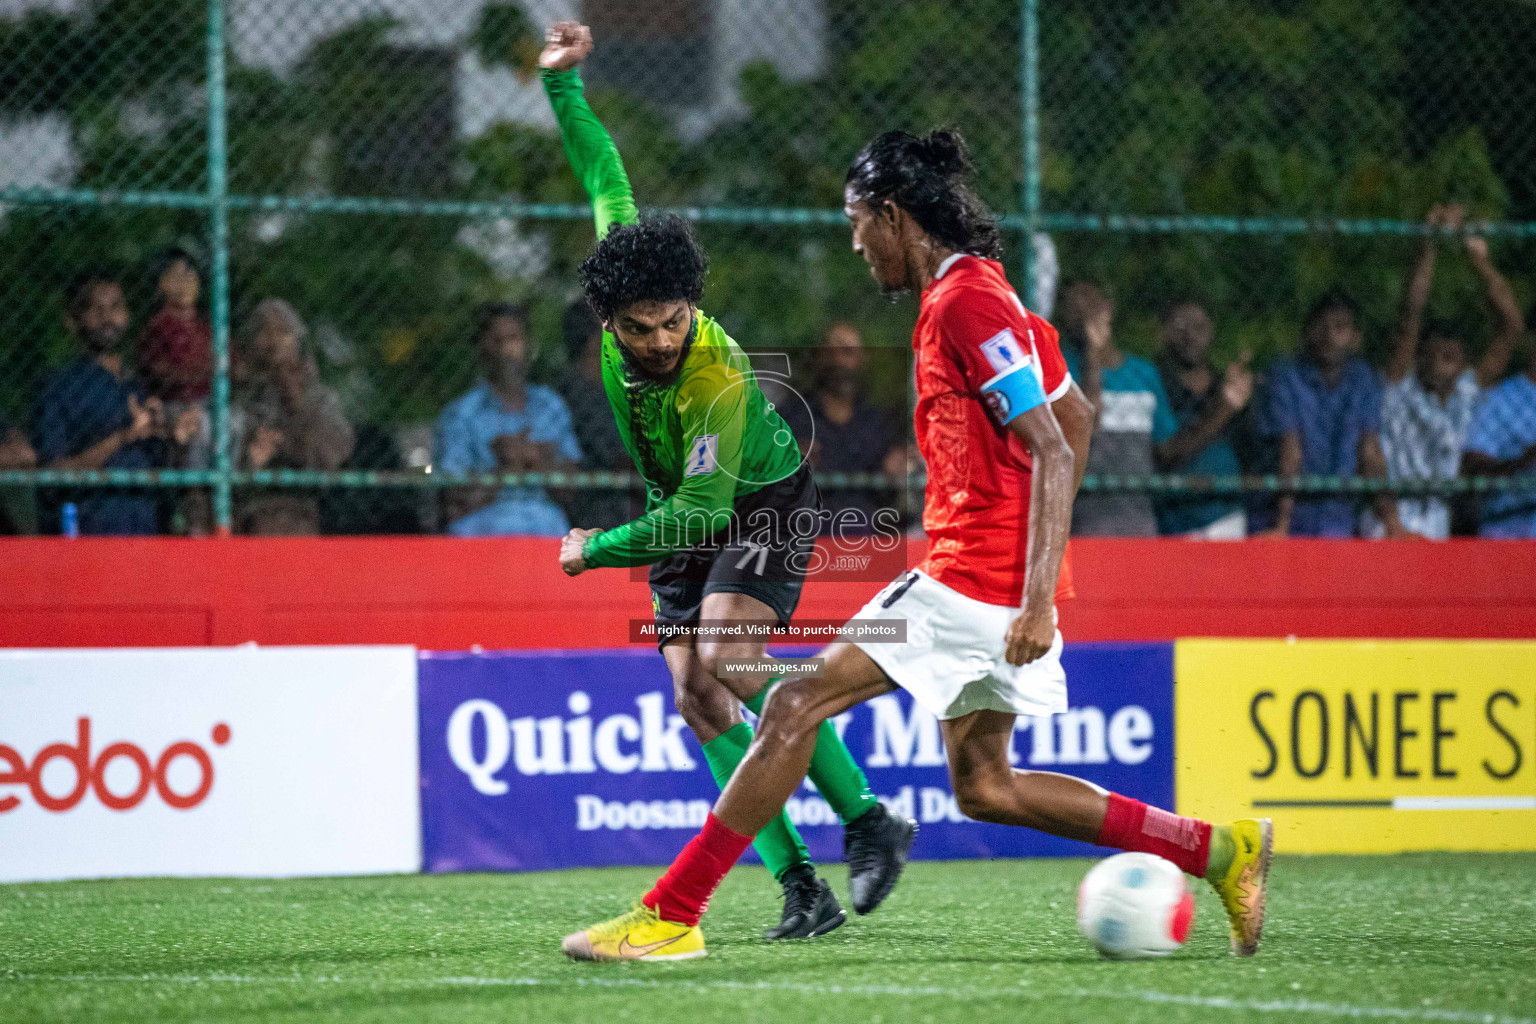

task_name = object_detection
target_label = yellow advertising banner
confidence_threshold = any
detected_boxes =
[1175,640,1536,853]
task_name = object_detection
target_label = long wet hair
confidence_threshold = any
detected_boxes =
[845,128,1004,260]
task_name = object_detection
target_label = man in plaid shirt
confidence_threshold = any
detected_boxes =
[1372,205,1522,538]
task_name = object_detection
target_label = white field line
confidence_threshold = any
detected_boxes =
[1392,796,1536,811]
[1,972,1530,1024]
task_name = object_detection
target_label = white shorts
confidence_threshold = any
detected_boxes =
[846,570,1068,721]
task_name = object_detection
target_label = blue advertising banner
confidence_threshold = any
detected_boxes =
[418,643,1173,872]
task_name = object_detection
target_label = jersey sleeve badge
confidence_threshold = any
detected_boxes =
[979,328,1028,374]
[685,434,719,476]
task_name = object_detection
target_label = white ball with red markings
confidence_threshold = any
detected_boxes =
[1077,852,1195,959]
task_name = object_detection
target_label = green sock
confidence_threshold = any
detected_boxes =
[700,723,810,882]
[1204,824,1236,880]
[745,680,880,826]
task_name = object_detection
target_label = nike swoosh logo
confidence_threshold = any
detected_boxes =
[617,933,686,958]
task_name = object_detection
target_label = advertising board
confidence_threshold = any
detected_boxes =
[1175,639,1536,853]
[418,644,1174,871]
[0,646,421,882]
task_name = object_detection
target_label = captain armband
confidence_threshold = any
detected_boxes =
[980,363,1048,426]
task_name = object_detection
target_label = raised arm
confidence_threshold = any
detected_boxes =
[539,21,638,240]
[1386,206,1448,384]
[1465,233,1524,388]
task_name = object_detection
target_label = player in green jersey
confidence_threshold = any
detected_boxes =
[539,21,915,940]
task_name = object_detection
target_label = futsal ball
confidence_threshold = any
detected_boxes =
[1076,852,1195,959]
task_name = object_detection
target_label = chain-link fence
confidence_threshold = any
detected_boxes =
[1,0,1533,536]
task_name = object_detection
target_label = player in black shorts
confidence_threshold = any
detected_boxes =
[544,20,913,942]
[645,464,820,646]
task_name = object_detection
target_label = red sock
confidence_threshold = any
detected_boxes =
[1096,792,1212,877]
[642,813,754,926]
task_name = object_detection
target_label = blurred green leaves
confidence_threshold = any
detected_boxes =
[1,0,1532,433]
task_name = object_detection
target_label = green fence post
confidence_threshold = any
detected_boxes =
[206,0,232,534]
[1020,0,1041,310]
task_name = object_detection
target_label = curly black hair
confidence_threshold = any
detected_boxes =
[845,128,1004,260]
[578,214,709,323]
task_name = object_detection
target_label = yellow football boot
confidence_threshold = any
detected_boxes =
[561,903,706,963]
[1210,817,1273,956]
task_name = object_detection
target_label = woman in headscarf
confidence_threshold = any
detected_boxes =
[232,298,355,534]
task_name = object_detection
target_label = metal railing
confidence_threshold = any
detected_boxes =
[1,0,1532,533]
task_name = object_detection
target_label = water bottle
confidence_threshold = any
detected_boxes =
[61,502,79,538]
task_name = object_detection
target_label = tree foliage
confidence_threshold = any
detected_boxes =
[1,0,1531,430]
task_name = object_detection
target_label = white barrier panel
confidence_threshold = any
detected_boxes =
[0,646,420,882]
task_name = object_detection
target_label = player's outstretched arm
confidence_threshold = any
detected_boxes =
[539,20,638,239]
[580,365,747,570]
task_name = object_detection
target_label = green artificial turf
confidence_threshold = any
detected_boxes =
[2,855,1533,1023]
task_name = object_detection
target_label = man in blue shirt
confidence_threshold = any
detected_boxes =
[1153,300,1255,538]
[1461,355,1536,539]
[1059,282,1177,536]
[1256,291,1413,538]
[30,270,186,535]
[434,303,582,537]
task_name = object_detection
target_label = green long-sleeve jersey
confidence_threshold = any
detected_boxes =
[544,69,804,569]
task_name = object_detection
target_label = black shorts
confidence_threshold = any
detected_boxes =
[649,466,821,650]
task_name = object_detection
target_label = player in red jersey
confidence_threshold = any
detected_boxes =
[561,129,1272,963]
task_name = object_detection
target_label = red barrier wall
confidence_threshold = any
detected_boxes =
[1,537,1533,648]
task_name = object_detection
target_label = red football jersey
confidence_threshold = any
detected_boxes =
[912,254,1076,608]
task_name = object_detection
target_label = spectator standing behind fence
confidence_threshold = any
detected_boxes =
[139,248,213,470]
[141,248,215,534]
[232,298,354,535]
[1461,303,1536,539]
[1152,301,1255,538]
[1255,292,1413,538]
[434,302,581,537]
[29,270,198,534]
[557,300,631,530]
[1363,207,1523,539]
[776,322,904,534]
[1059,282,1176,536]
